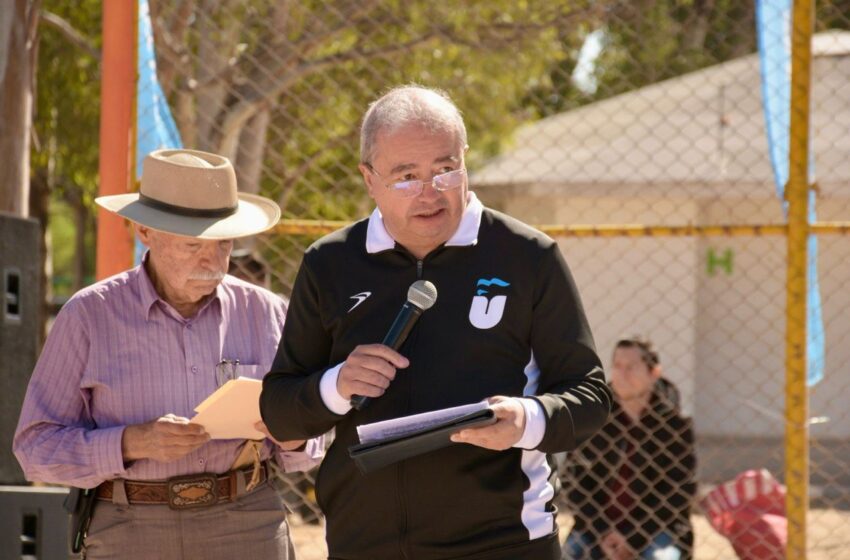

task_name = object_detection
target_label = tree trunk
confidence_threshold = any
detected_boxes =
[728,3,756,58]
[681,0,716,52]
[71,194,87,293]
[28,170,50,348]
[234,109,270,195]
[230,109,270,260]
[195,2,241,152]
[0,0,40,216]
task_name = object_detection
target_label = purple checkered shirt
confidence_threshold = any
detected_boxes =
[13,259,322,488]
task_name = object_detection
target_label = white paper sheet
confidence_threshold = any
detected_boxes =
[356,401,489,444]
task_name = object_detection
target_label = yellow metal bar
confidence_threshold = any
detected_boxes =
[786,0,814,557]
[534,224,787,238]
[272,220,850,238]
[273,219,352,236]
[810,222,850,235]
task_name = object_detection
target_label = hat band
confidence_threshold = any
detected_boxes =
[138,193,238,218]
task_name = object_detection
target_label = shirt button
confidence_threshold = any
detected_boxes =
[198,459,205,465]
[186,323,192,329]
[191,366,198,373]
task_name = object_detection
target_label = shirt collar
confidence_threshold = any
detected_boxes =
[365,191,483,254]
[137,253,162,320]
[136,251,225,321]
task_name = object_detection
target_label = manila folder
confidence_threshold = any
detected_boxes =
[191,377,265,440]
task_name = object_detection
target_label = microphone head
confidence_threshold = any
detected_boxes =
[408,280,438,310]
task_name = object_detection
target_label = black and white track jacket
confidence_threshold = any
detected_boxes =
[261,193,612,560]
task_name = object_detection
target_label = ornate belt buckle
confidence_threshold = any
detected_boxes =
[167,474,218,510]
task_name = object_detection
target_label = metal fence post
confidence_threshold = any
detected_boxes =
[785,0,815,557]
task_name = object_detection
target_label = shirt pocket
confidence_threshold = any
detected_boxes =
[216,362,264,386]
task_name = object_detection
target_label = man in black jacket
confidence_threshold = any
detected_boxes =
[562,338,696,560]
[261,85,611,560]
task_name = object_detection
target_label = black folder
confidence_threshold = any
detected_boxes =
[348,408,497,474]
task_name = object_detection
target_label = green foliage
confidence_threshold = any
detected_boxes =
[34,1,101,192]
[48,201,76,281]
[154,0,591,290]
[40,0,849,295]
[525,1,755,117]
[526,0,850,119]
[817,0,850,30]
[34,0,101,296]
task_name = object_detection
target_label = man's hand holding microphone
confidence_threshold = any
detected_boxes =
[340,280,528,450]
[337,344,409,402]
[347,280,436,410]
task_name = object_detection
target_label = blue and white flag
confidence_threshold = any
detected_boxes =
[756,0,824,385]
[135,0,183,263]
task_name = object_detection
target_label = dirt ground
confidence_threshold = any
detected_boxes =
[289,509,850,560]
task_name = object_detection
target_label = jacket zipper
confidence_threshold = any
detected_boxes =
[397,463,410,559]
[396,257,422,559]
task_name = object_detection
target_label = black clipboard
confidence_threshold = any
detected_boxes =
[348,408,496,474]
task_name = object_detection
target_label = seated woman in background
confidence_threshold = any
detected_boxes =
[562,338,696,560]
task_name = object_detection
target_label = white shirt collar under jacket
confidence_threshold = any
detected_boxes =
[365,191,483,254]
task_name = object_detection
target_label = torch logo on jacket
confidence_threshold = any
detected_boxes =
[469,277,510,329]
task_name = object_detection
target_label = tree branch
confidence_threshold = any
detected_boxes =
[215,4,601,157]
[148,0,195,96]
[216,32,441,156]
[275,129,359,210]
[40,10,100,61]
[288,0,384,58]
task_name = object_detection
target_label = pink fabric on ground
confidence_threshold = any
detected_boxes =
[701,469,787,560]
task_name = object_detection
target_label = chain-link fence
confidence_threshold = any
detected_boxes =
[139,1,850,558]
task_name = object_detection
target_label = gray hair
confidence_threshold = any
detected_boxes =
[359,85,468,164]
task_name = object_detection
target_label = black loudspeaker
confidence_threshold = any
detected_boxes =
[0,213,41,484]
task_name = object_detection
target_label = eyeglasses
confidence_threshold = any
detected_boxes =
[366,165,467,198]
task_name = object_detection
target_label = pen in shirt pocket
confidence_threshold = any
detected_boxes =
[215,358,239,387]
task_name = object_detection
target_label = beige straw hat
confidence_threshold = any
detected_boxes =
[95,149,281,239]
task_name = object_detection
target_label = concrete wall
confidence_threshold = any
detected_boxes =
[479,191,700,415]
[560,234,699,416]
[477,188,850,439]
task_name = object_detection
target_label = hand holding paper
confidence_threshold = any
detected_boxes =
[450,396,527,450]
[122,414,210,462]
[348,401,497,474]
[191,377,265,440]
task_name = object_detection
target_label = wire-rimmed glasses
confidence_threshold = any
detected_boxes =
[366,165,467,198]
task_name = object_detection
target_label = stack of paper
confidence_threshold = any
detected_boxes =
[356,401,489,443]
[349,401,496,474]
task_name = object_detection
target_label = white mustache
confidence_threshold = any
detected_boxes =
[188,271,226,281]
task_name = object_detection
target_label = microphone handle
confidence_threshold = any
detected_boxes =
[350,302,424,411]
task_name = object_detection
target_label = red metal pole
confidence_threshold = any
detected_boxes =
[96,0,135,280]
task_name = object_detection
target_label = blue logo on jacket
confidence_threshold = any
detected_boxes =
[469,277,509,329]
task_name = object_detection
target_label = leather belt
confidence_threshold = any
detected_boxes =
[96,462,269,510]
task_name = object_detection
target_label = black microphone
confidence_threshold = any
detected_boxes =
[350,280,438,410]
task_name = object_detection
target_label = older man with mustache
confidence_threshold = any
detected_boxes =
[14,149,322,559]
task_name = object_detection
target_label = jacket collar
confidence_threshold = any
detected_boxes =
[365,191,483,254]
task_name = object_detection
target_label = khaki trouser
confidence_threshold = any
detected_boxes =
[80,481,295,560]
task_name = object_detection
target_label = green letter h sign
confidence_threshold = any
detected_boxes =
[707,248,733,276]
